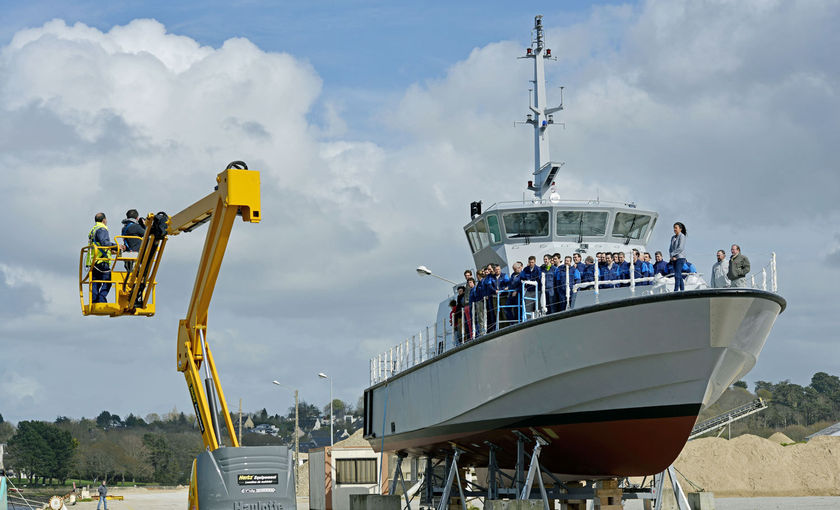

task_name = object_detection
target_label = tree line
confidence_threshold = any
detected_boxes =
[705,371,840,441]
[0,398,362,487]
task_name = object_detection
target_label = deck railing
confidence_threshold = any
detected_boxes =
[370,252,778,385]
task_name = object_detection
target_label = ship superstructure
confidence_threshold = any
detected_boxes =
[363,14,784,488]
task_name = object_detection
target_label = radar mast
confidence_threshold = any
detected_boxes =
[521,15,564,200]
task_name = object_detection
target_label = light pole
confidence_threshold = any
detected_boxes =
[272,380,299,488]
[318,373,333,447]
[416,265,459,285]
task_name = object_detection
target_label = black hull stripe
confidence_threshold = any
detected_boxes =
[370,403,702,443]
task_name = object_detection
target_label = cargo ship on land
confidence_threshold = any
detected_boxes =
[362,15,784,480]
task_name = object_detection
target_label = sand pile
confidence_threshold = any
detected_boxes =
[768,432,794,444]
[672,435,840,497]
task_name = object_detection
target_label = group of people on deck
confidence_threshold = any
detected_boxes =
[449,221,753,343]
[449,246,700,342]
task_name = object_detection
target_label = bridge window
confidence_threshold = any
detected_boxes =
[556,211,608,237]
[502,211,550,238]
[466,225,480,253]
[486,215,503,244]
[475,219,490,248]
[612,213,653,240]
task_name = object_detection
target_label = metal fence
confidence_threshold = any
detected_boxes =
[370,252,778,385]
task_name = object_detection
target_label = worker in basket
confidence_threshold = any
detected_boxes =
[87,212,122,303]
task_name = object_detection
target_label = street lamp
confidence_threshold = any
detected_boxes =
[318,372,333,447]
[272,380,299,488]
[416,265,459,285]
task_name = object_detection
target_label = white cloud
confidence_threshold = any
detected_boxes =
[1,1,838,421]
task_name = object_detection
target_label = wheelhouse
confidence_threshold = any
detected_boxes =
[464,202,658,270]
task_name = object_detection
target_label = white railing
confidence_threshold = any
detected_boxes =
[369,252,779,385]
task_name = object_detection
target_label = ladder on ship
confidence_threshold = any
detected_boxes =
[688,398,767,440]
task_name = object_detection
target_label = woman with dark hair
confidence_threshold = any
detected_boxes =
[670,222,687,291]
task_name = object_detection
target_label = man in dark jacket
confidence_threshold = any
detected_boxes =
[728,244,751,287]
[121,209,146,272]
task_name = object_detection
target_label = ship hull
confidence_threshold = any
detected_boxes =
[364,289,785,478]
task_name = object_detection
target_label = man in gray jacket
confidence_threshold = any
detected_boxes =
[97,480,108,510]
[727,244,751,287]
[711,250,730,288]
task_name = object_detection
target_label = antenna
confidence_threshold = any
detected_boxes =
[516,15,565,200]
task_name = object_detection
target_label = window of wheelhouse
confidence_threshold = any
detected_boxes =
[466,225,481,253]
[486,214,503,244]
[556,211,608,238]
[612,213,653,240]
[475,219,490,248]
[502,211,550,238]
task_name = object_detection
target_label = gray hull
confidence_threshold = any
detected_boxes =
[363,289,784,477]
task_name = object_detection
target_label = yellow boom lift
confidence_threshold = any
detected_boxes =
[79,162,294,510]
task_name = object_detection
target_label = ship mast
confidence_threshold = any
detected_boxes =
[522,15,564,200]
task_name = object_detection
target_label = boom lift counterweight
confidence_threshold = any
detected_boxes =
[79,162,295,510]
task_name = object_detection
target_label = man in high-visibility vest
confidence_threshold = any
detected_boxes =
[88,212,119,303]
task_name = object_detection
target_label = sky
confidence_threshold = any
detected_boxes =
[0,0,838,424]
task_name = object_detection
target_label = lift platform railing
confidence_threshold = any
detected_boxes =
[79,218,167,317]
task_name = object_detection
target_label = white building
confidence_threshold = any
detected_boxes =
[308,445,384,510]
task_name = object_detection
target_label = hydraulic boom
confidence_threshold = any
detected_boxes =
[79,161,295,510]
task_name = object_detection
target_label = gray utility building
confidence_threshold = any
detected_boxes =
[308,444,384,510]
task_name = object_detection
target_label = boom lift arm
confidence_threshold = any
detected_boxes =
[81,162,295,510]
[80,161,259,451]
[170,163,260,450]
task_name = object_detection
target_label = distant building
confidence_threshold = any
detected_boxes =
[807,422,840,440]
[243,416,255,429]
[253,423,279,436]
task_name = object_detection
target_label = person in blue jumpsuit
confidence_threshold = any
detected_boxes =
[493,265,511,328]
[482,266,498,332]
[507,262,523,323]
[582,256,596,284]
[521,256,541,315]
[557,256,581,310]
[573,253,586,278]
[88,212,119,303]
[653,251,669,277]
[617,252,631,287]
[600,253,619,288]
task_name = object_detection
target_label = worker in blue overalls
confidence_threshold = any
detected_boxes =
[87,213,119,303]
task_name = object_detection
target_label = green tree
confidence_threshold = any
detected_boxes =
[7,421,76,484]
[733,380,748,389]
[96,411,113,429]
[323,399,347,419]
[294,401,321,429]
[0,421,14,443]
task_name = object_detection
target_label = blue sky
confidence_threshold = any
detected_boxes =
[1,0,838,424]
[1,1,622,142]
